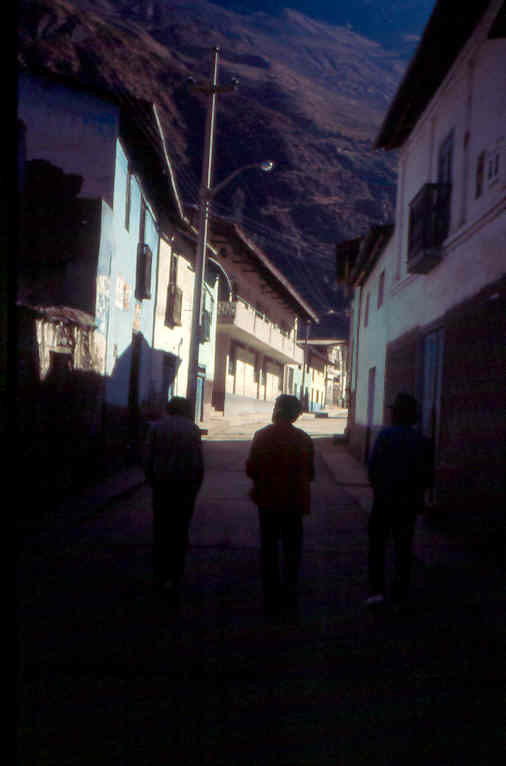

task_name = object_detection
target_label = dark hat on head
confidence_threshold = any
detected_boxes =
[387,392,419,424]
[273,394,303,422]
[167,396,193,418]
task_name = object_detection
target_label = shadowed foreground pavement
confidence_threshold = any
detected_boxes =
[17,425,505,765]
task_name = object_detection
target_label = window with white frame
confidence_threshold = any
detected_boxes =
[377,270,385,309]
[476,151,485,198]
[486,139,502,188]
[438,129,454,186]
[125,167,132,230]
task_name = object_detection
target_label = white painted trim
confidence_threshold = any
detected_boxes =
[390,272,420,297]
[444,194,506,253]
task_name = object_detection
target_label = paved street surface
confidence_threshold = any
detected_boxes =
[17,413,505,765]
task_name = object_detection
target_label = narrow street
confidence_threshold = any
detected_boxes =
[17,424,505,765]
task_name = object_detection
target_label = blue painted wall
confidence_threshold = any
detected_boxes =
[19,73,179,435]
[105,139,159,410]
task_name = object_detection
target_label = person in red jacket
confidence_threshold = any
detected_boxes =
[246,394,315,616]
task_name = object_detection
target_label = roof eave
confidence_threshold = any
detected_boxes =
[349,224,394,286]
[374,0,492,151]
[236,225,319,323]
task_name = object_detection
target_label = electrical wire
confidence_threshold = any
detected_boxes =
[204,202,337,308]
[91,72,337,313]
[209,199,336,260]
[26,20,343,320]
[158,154,337,310]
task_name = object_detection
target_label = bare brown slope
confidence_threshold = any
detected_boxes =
[18,0,405,325]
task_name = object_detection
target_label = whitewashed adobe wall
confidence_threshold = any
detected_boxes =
[152,235,196,398]
[353,243,392,430]
[351,1,505,441]
[391,2,505,307]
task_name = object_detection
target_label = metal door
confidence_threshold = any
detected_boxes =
[364,366,376,463]
[195,370,205,422]
[421,328,444,503]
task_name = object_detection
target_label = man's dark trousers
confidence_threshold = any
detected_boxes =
[368,497,417,602]
[152,481,200,584]
[258,510,303,611]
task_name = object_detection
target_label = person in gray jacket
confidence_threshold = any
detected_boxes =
[144,397,204,593]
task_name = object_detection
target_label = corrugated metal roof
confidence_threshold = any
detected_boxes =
[18,303,96,329]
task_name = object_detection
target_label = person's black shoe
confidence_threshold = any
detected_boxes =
[364,593,385,608]
[264,599,281,618]
[391,599,414,616]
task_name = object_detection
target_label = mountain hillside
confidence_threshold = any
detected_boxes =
[210,0,436,57]
[18,0,410,333]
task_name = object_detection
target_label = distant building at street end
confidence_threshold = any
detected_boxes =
[207,217,319,419]
[300,339,349,410]
[338,0,506,520]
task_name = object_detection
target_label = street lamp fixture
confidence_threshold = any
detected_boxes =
[204,160,275,200]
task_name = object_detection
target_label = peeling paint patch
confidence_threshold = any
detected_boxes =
[133,302,142,333]
[93,331,107,375]
[96,275,110,335]
[115,275,131,311]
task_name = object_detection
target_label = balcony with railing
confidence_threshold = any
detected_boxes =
[407,183,451,273]
[217,297,304,364]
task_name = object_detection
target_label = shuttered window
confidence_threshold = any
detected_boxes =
[228,345,236,376]
[165,283,182,326]
[378,270,385,309]
[200,309,211,342]
[135,243,152,300]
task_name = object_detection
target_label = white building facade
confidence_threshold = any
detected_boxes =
[342,0,506,516]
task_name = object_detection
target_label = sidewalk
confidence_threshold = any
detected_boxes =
[202,408,504,575]
[18,410,503,578]
[315,437,504,573]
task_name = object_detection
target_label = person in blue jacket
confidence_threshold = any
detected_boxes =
[366,392,433,608]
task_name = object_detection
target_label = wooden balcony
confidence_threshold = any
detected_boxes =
[407,183,451,273]
[218,299,304,364]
